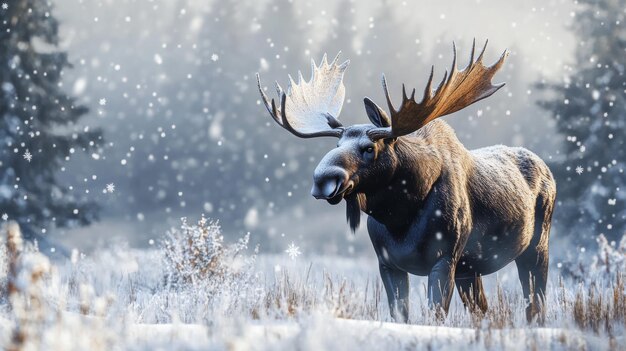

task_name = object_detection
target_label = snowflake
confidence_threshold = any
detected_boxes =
[23,150,32,162]
[575,166,584,175]
[285,242,301,260]
[1,213,7,221]
[1,3,8,10]
[105,183,115,193]
[211,53,219,62]
[99,98,107,106]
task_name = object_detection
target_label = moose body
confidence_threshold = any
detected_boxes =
[257,40,556,323]
[352,121,555,322]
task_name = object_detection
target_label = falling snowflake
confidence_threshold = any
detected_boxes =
[105,183,115,193]
[211,53,219,62]
[608,198,616,206]
[99,98,107,106]
[23,150,32,162]
[1,213,7,221]
[285,242,301,260]
[575,166,584,174]
[1,3,8,10]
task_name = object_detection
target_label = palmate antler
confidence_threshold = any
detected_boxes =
[367,40,508,140]
[256,53,349,138]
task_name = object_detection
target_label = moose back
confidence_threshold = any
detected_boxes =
[257,40,556,323]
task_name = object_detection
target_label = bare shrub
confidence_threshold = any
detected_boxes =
[162,216,257,305]
[163,216,255,286]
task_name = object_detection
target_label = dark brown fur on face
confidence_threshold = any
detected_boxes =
[257,42,556,324]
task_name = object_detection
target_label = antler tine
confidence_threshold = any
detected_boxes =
[287,74,296,92]
[331,51,342,66]
[492,49,509,72]
[270,97,279,121]
[468,38,476,66]
[278,92,295,133]
[368,41,507,140]
[381,74,396,115]
[450,41,458,77]
[275,81,284,97]
[476,39,489,64]
[257,73,280,125]
[424,66,435,99]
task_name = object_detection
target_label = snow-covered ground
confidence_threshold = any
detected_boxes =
[0,219,624,350]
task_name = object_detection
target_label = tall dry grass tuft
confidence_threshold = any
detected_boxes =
[2,222,118,351]
[6,221,23,297]
[5,221,51,351]
[259,269,382,321]
[571,274,626,335]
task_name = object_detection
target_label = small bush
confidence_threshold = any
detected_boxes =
[162,216,256,293]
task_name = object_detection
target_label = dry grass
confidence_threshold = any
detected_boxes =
[259,268,382,321]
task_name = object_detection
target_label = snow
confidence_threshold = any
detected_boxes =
[285,241,301,260]
[124,318,598,350]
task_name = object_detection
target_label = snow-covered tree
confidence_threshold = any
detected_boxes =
[0,0,101,239]
[537,0,626,242]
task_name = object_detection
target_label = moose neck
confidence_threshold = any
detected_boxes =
[360,120,469,234]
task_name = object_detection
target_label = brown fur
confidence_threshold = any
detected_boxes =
[311,119,556,324]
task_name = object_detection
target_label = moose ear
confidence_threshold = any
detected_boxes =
[363,97,391,128]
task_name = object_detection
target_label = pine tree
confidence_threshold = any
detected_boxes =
[537,0,626,242]
[0,0,101,239]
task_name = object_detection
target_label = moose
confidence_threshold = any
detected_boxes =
[256,40,556,323]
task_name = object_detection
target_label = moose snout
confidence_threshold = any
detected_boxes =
[311,166,349,200]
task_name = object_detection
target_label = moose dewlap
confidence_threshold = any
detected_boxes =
[257,40,556,324]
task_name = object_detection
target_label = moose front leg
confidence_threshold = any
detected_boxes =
[427,256,456,315]
[379,263,409,323]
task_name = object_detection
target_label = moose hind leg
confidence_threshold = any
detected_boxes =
[515,250,548,324]
[455,275,488,313]
[515,196,551,324]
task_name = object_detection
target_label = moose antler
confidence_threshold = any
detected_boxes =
[367,40,508,140]
[256,53,349,138]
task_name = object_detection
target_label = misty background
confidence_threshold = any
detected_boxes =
[45,0,579,255]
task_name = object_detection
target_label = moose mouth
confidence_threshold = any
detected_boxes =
[312,179,354,205]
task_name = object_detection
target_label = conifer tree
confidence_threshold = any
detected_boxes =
[0,0,101,239]
[537,0,625,242]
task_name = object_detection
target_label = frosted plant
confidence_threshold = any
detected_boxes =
[163,215,256,292]
[589,234,626,278]
[561,233,626,283]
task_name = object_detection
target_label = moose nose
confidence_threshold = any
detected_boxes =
[311,166,349,199]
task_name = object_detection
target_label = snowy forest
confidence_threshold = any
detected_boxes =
[0,0,625,349]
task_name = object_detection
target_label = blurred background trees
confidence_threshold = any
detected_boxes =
[0,0,101,242]
[537,0,625,243]
[4,0,622,254]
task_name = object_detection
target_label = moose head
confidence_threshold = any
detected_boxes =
[256,40,507,232]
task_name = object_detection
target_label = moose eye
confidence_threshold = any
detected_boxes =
[365,147,374,153]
